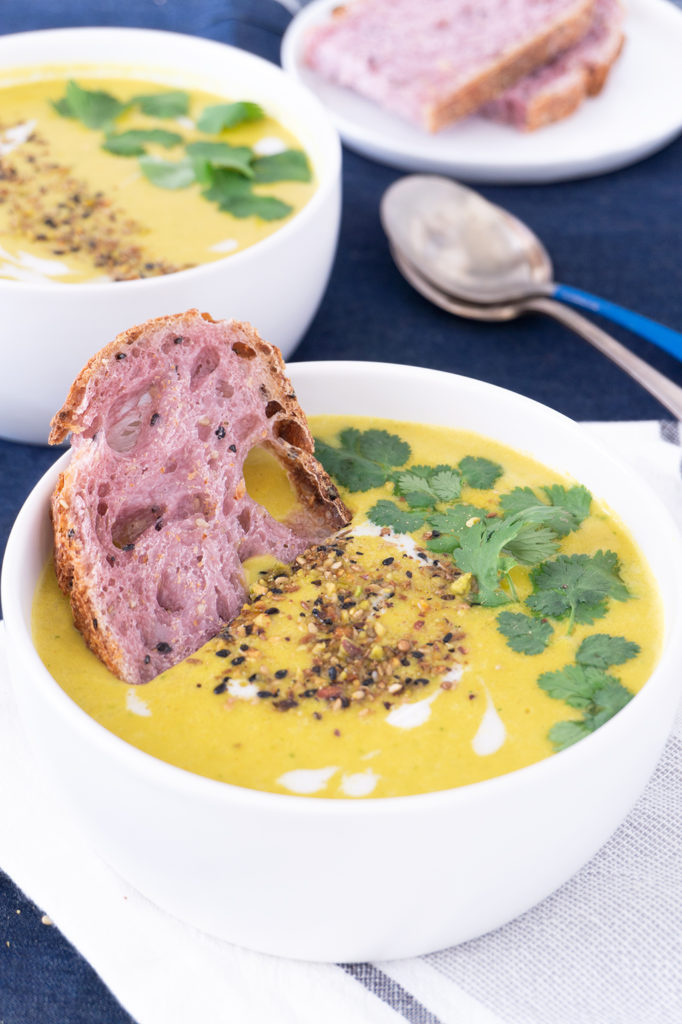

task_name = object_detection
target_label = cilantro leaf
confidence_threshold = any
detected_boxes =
[314,429,410,492]
[394,464,461,508]
[197,101,265,133]
[139,155,196,189]
[252,150,312,183]
[367,500,426,534]
[186,141,254,177]
[458,456,503,489]
[548,720,593,751]
[53,80,128,130]
[542,484,592,531]
[527,551,630,631]
[132,90,190,118]
[497,612,554,655]
[429,505,488,535]
[102,129,182,156]
[203,168,292,220]
[450,518,516,607]
[499,487,538,516]
[502,524,559,566]
[538,664,617,708]
[576,634,640,669]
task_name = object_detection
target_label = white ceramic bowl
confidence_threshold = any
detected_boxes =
[0,28,341,444]
[3,362,682,962]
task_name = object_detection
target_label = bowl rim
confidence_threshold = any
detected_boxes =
[0,26,342,295]
[4,359,682,815]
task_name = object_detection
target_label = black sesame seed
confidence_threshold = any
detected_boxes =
[361,677,373,686]
[265,607,279,615]
[144,655,151,665]
[228,444,237,453]
[248,673,258,682]
[323,617,334,626]
[156,642,172,654]
[400,658,410,666]
[413,651,424,660]
[122,543,135,551]
[67,528,76,539]
[215,425,226,439]
[92,618,98,630]
[270,588,283,595]
[381,556,394,566]
[328,666,337,681]
[406,570,413,578]
[240,644,249,651]
[257,690,274,698]
[274,669,288,679]
[443,632,453,643]
[173,336,184,344]
[313,711,322,720]
[150,412,160,426]
[417,552,428,560]
[303,688,318,698]
[415,677,429,686]
[215,649,229,658]
[213,681,228,695]
[231,656,245,665]
[154,519,163,531]
[115,352,127,360]
[340,697,350,708]
[431,529,441,538]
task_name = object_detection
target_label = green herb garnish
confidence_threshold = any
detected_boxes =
[203,168,292,220]
[197,101,265,133]
[540,663,634,751]
[53,80,128,130]
[575,633,640,669]
[132,90,190,118]
[252,150,312,183]
[138,155,196,189]
[102,129,183,156]
[497,612,554,655]
[314,429,411,492]
[394,465,462,508]
[458,456,503,490]
[526,551,630,631]
[367,500,427,534]
[500,484,591,537]
[186,141,254,177]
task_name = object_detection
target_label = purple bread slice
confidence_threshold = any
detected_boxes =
[49,310,350,684]
[480,0,624,130]
[303,0,596,132]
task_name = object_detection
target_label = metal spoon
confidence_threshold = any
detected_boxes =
[390,244,682,420]
[381,175,682,363]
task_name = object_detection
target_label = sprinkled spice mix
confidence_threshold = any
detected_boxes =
[201,529,470,714]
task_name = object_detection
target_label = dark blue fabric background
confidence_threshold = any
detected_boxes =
[1,2,681,1020]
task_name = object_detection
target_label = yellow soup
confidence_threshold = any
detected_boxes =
[33,417,663,798]
[0,71,315,282]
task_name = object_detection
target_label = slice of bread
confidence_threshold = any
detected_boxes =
[49,310,350,684]
[303,0,597,132]
[480,0,624,130]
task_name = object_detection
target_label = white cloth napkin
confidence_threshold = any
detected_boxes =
[1,420,682,1024]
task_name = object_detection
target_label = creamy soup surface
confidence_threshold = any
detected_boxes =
[33,417,662,798]
[0,69,315,283]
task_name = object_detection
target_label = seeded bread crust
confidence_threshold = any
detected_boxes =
[49,310,351,683]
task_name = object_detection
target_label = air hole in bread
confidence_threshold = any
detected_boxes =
[156,568,187,614]
[238,507,251,533]
[97,501,108,517]
[216,380,234,399]
[232,342,256,359]
[165,460,178,474]
[265,401,284,418]
[196,419,211,443]
[112,504,166,549]
[172,492,213,522]
[233,413,259,443]
[274,418,307,449]
[190,347,220,391]
[215,588,233,622]
[98,482,110,498]
[106,389,153,454]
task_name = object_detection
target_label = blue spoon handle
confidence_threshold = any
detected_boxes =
[553,283,682,363]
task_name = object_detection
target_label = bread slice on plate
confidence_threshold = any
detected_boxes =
[480,0,625,130]
[49,310,350,684]
[303,0,597,132]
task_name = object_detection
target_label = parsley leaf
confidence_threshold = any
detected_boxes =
[367,500,426,534]
[252,150,312,183]
[203,168,292,220]
[132,90,190,118]
[53,80,128,131]
[197,101,265,133]
[139,155,196,189]
[575,633,640,669]
[458,456,503,489]
[526,551,630,631]
[497,612,554,655]
[314,429,410,492]
[186,141,254,177]
[102,129,182,156]
[394,464,461,508]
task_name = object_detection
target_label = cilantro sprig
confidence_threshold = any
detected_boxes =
[526,551,629,631]
[538,633,639,750]
[51,81,311,222]
[314,429,411,492]
[497,612,554,655]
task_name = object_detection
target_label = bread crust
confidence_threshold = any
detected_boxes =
[425,0,596,131]
[50,310,351,682]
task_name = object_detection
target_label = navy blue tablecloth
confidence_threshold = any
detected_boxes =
[1,2,681,1021]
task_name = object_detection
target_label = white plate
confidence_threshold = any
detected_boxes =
[281,0,682,183]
